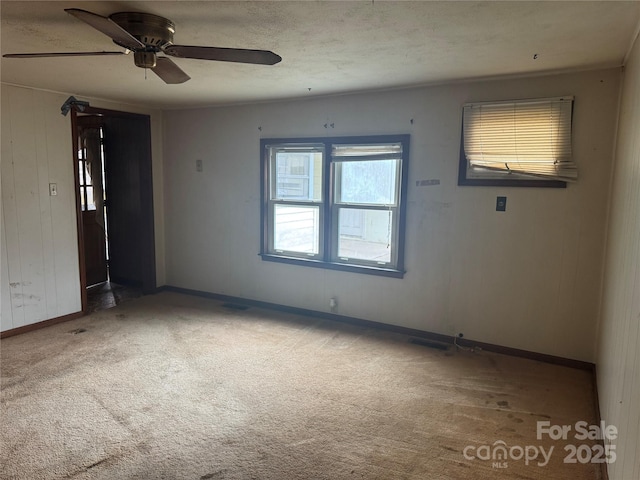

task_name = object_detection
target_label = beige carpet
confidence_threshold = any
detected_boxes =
[1,292,601,479]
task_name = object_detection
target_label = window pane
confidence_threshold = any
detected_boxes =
[84,164,92,186]
[273,151,322,201]
[337,208,392,263]
[86,186,96,211]
[274,204,320,254]
[337,160,398,205]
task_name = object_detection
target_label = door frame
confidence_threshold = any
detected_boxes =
[71,106,156,313]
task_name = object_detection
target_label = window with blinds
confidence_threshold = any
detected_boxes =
[459,96,575,187]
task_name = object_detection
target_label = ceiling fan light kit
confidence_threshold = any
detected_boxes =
[134,51,157,69]
[3,8,282,85]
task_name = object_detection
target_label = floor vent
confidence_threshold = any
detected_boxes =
[409,338,449,350]
[221,303,250,311]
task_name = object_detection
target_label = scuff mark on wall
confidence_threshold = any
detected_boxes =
[11,293,41,301]
[415,200,453,231]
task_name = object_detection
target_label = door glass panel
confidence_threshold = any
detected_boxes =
[337,208,392,263]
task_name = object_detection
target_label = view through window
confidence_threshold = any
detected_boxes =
[261,135,409,278]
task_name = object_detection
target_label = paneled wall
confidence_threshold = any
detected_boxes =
[597,29,640,480]
[164,68,620,362]
[1,87,80,330]
[0,84,165,332]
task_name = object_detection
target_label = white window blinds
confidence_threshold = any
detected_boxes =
[463,97,576,181]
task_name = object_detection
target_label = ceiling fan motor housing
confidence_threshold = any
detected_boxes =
[134,51,157,68]
[109,12,175,51]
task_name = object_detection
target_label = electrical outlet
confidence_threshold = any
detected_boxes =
[49,183,57,196]
[196,159,203,172]
[496,196,507,211]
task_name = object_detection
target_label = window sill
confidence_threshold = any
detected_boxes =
[458,175,567,188]
[259,253,405,278]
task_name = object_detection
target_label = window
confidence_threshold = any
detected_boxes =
[78,126,106,212]
[261,135,409,278]
[458,96,575,187]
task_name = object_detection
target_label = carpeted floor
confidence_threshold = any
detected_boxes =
[0,292,602,479]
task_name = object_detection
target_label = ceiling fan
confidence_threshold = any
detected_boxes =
[3,8,282,84]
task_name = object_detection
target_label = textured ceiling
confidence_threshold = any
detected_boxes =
[2,1,640,109]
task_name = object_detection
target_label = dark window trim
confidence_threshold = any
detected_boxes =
[259,253,405,278]
[260,134,410,278]
[457,120,567,189]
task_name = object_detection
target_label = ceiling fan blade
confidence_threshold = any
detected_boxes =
[164,45,282,65]
[65,8,145,51]
[3,51,125,58]
[151,57,191,84]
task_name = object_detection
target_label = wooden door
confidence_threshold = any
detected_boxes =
[77,117,107,286]
[340,209,365,238]
[82,210,107,285]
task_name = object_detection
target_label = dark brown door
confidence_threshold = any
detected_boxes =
[82,211,108,285]
[77,117,108,286]
[102,115,156,293]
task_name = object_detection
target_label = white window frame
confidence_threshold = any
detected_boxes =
[267,144,324,258]
[331,147,402,268]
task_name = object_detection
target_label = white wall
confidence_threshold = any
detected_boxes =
[0,84,165,332]
[597,29,640,480]
[163,68,620,362]
[1,86,79,330]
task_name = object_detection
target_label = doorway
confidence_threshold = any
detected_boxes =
[71,107,156,313]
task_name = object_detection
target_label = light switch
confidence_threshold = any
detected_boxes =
[49,183,58,196]
[496,196,507,212]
